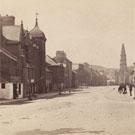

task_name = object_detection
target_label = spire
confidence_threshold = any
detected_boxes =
[119,43,128,84]
[20,20,24,37]
[20,20,25,49]
[121,43,126,56]
[120,43,127,65]
[21,20,24,33]
[35,12,39,26]
[30,13,46,40]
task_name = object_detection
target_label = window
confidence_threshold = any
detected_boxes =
[1,83,5,89]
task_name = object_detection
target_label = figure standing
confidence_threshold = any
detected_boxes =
[133,63,135,99]
[128,71,134,96]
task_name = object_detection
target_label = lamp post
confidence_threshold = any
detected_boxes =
[90,65,92,86]
[24,63,34,100]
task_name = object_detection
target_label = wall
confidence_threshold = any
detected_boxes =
[0,83,13,99]
[0,83,23,99]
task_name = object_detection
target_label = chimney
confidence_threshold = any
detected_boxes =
[2,15,15,26]
[56,51,66,59]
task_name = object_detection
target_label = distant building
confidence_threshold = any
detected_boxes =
[72,70,78,88]
[76,63,107,86]
[54,51,72,89]
[46,55,64,92]
[114,70,119,85]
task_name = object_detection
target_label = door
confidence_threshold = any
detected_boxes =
[13,83,18,99]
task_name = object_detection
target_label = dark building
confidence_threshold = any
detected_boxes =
[46,55,64,92]
[76,63,107,86]
[54,51,72,89]
[29,17,46,94]
[0,15,46,99]
[72,70,78,88]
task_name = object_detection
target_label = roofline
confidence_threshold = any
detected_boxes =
[0,48,17,61]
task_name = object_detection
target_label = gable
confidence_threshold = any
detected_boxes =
[46,55,59,66]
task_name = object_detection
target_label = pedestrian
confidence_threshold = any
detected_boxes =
[58,83,62,95]
[118,83,127,94]
[132,62,135,99]
[128,71,134,96]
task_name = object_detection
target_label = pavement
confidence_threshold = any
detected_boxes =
[0,91,60,105]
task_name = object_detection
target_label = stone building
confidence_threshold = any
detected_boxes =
[46,55,64,91]
[29,16,46,94]
[54,51,72,89]
[76,63,107,86]
[0,15,24,99]
[0,15,46,99]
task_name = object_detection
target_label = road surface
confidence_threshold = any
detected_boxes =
[0,86,135,135]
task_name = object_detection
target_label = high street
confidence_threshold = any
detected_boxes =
[0,86,135,135]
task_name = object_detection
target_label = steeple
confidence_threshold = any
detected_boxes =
[120,43,127,68]
[20,20,24,37]
[35,12,38,26]
[20,20,25,49]
[119,43,128,84]
[121,44,126,57]
[29,13,46,40]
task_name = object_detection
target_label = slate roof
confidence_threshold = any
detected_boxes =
[30,25,45,38]
[3,25,21,42]
[0,47,17,61]
[72,64,79,70]
[46,55,60,66]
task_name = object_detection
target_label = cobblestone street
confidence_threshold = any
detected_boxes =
[0,86,135,135]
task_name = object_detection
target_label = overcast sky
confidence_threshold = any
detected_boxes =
[0,0,135,68]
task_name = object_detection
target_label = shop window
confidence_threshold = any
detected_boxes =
[1,83,5,89]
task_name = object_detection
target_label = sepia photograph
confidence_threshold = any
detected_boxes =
[0,0,135,135]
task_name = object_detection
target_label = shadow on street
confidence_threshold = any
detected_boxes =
[17,128,105,135]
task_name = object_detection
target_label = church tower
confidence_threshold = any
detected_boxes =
[30,15,47,93]
[119,43,128,84]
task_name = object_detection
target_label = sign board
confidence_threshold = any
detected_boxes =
[31,79,34,83]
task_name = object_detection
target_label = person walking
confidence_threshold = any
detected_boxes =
[128,71,134,96]
[132,63,135,99]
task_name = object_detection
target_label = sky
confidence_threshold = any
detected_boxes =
[0,0,135,68]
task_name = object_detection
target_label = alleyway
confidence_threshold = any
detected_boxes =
[0,86,135,135]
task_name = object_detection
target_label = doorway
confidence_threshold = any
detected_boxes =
[13,83,18,99]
